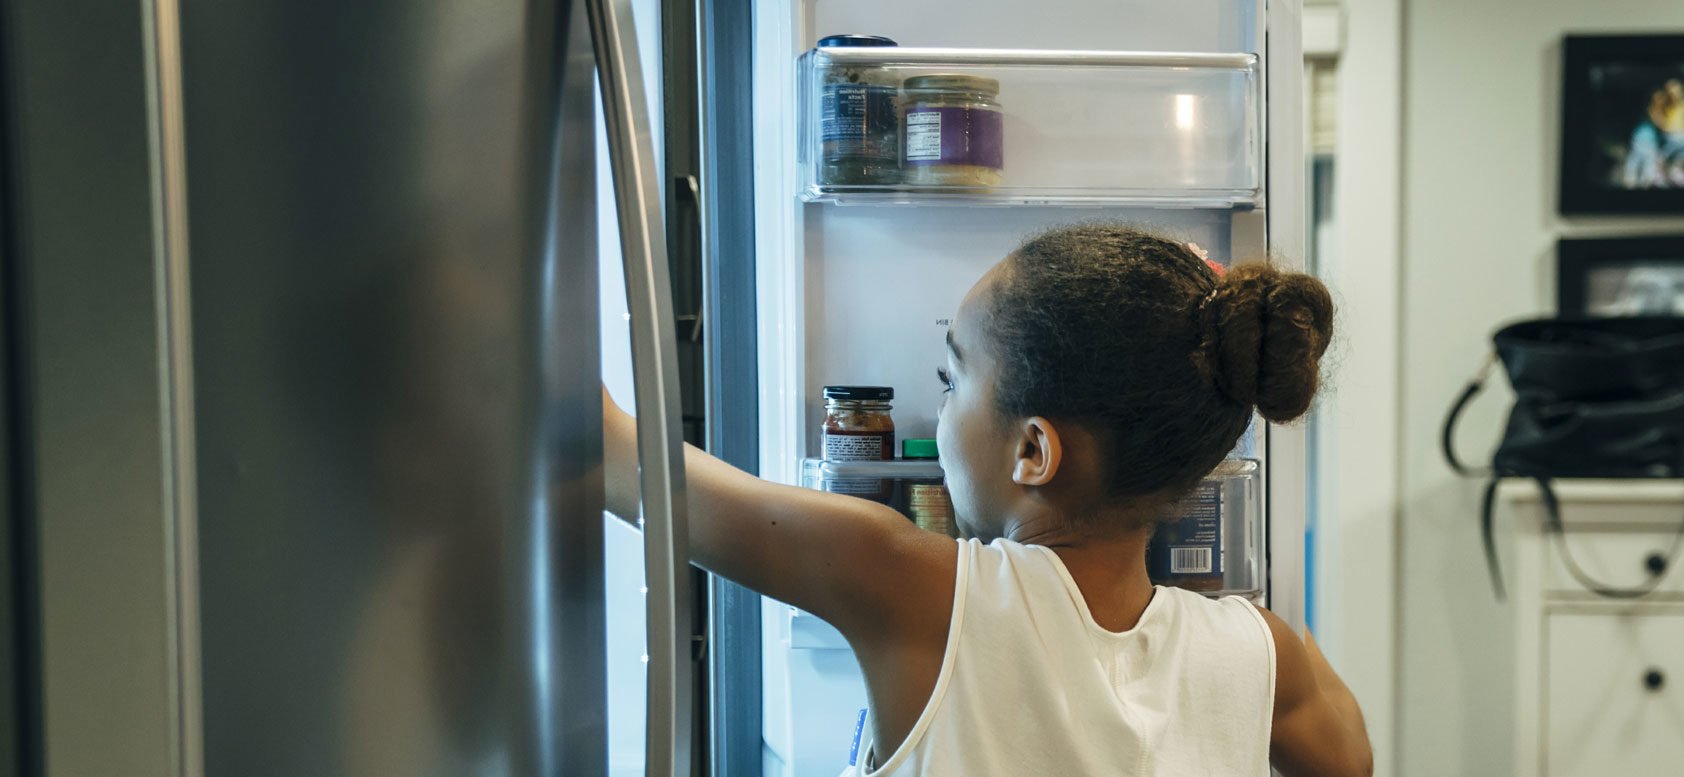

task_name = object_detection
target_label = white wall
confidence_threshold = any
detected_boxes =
[1398,2,1684,775]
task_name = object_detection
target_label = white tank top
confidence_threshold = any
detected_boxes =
[846,538,1276,777]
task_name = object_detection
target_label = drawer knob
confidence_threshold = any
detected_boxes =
[1645,553,1668,576]
[1644,669,1665,692]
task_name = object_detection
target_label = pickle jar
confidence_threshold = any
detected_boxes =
[816,34,901,187]
[821,385,895,461]
[901,74,1004,187]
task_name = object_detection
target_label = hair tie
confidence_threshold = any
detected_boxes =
[1198,286,1221,313]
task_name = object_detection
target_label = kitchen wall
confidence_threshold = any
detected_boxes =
[1398,1,1684,775]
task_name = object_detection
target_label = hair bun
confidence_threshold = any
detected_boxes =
[1194,262,1334,423]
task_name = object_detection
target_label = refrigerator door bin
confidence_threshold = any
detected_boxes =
[798,47,1262,207]
[800,458,957,537]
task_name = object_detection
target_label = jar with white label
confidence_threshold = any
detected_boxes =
[901,74,1004,187]
[822,386,895,461]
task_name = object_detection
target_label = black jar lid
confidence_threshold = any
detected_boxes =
[817,34,898,48]
[824,385,894,401]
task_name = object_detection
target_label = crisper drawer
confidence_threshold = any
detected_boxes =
[1546,611,1684,777]
[1545,530,1684,598]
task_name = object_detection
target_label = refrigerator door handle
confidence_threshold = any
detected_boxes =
[586,0,694,775]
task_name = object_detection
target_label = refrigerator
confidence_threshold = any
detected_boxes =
[622,1,1307,776]
[3,0,1302,776]
[676,1,1306,775]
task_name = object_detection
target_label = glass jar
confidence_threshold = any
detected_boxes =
[821,385,895,461]
[901,74,1004,187]
[816,35,901,187]
[1147,459,1262,596]
[900,438,956,537]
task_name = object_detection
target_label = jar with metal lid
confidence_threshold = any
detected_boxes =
[817,35,901,187]
[821,386,895,461]
[901,74,1004,187]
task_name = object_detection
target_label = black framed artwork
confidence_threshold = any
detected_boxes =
[1558,235,1684,316]
[1560,35,1684,215]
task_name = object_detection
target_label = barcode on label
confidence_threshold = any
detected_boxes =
[1171,547,1213,574]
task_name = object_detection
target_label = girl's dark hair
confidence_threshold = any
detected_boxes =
[987,224,1334,504]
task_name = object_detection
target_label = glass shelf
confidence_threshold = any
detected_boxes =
[798,47,1262,207]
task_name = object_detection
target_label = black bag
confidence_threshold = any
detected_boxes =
[1442,317,1684,599]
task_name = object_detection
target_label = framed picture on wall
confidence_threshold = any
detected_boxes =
[1558,235,1684,316]
[1560,35,1684,215]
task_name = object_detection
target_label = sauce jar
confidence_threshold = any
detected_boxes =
[901,74,1004,187]
[822,386,895,461]
[816,35,901,187]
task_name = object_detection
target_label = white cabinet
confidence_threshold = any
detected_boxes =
[1544,531,1684,597]
[1504,481,1684,777]
[1545,612,1684,777]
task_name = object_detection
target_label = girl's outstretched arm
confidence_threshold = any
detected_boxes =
[602,388,955,645]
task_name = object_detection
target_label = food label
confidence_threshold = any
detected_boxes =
[821,83,898,159]
[823,431,894,461]
[1147,481,1223,579]
[903,106,1003,169]
[823,477,890,501]
[908,482,956,536]
[905,111,943,161]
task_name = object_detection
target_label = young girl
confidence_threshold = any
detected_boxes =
[604,225,1370,777]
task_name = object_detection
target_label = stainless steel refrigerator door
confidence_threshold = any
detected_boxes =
[5,0,197,774]
[181,0,607,773]
[8,0,611,774]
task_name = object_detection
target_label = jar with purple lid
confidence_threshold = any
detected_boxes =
[901,74,1004,187]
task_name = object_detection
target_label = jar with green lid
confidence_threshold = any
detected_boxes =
[900,438,956,537]
[901,74,1004,187]
[816,35,902,187]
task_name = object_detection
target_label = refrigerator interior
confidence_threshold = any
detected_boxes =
[749,2,1288,775]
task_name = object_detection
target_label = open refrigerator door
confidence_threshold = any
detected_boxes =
[744,1,1305,774]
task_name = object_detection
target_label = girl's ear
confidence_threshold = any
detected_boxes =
[1012,416,1063,487]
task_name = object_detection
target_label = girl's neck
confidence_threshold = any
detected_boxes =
[1010,519,1157,633]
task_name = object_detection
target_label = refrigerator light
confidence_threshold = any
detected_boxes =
[1175,93,1198,130]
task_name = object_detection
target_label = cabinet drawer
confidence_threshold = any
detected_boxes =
[1546,612,1684,777]
[1545,531,1684,597]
